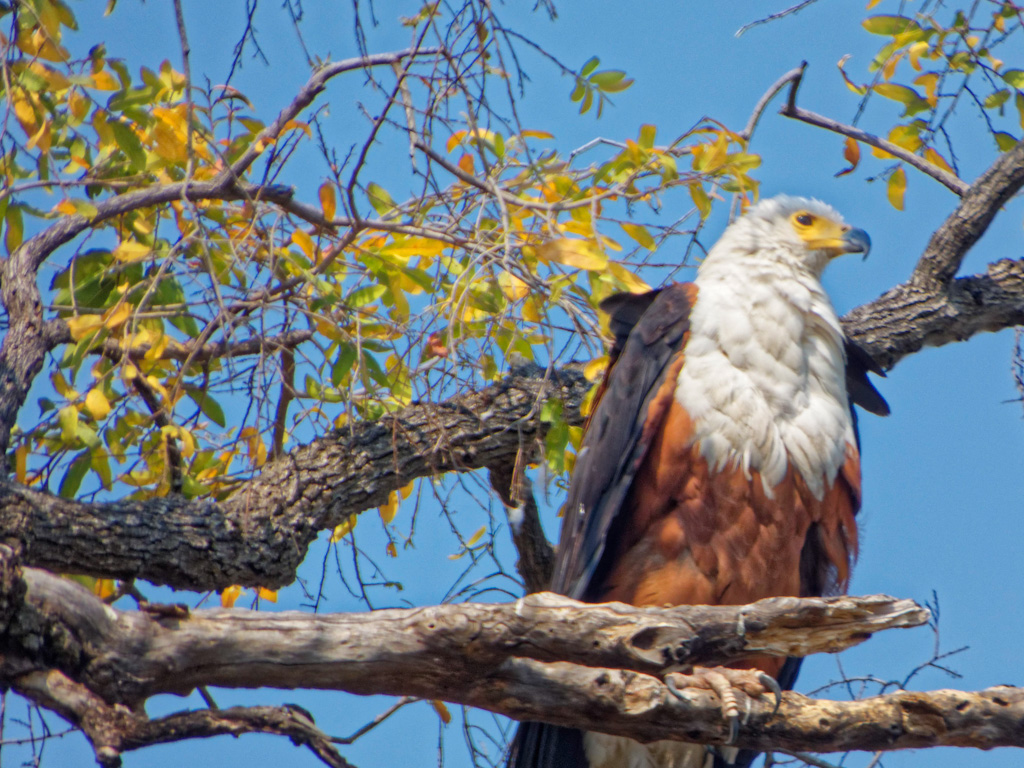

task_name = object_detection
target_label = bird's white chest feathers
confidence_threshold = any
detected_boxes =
[674,256,853,499]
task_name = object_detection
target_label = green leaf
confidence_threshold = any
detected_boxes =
[59,451,90,498]
[862,15,923,36]
[1003,70,1024,89]
[873,83,930,115]
[638,124,656,150]
[331,344,357,386]
[5,205,23,255]
[75,423,101,449]
[580,56,600,77]
[366,182,395,215]
[347,283,387,308]
[569,77,586,103]
[109,121,146,170]
[994,131,1019,151]
[540,397,562,423]
[984,89,1011,110]
[184,385,226,427]
[589,70,626,87]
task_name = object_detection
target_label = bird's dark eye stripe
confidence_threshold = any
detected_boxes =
[796,213,815,226]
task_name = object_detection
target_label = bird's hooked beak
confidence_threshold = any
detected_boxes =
[841,227,871,260]
[805,224,872,260]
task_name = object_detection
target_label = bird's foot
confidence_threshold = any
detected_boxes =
[665,667,781,744]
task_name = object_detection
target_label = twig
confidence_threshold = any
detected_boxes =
[739,64,807,142]
[780,64,969,196]
[736,1,822,37]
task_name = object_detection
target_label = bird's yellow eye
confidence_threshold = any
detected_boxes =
[794,212,815,227]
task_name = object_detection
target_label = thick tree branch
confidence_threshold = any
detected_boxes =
[0,365,588,590]
[843,259,1024,370]
[1,550,1018,758]
[911,139,1024,286]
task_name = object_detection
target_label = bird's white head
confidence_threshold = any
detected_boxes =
[705,195,870,278]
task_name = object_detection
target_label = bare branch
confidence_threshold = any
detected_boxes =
[780,64,969,196]
[0,552,1013,758]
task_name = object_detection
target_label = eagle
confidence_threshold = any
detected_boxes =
[509,195,889,768]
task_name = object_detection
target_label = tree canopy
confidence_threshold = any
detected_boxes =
[1,1,1023,767]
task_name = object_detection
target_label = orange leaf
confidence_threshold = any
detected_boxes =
[430,700,452,725]
[221,585,242,608]
[835,137,861,177]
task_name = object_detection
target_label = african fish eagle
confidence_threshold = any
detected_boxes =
[510,195,889,768]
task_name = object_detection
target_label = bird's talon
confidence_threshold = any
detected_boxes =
[726,714,740,745]
[665,673,686,702]
[757,672,783,714]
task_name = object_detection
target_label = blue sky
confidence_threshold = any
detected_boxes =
[15,2,1024,768]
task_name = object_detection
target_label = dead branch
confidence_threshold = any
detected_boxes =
[0,548,1018,760]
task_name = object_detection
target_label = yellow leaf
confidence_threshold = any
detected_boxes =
[104,302,131,330]
[91,70,119,91]
[924,147,954,174]
[58,405,79,443]
[536,238,608,271]
[113,240,150,263]
[584,356,608,382]
[399,480,415,499]
[319,183,337,221]
[292,229,315,260]
[465,525,486,548]
[867,0,885,7]
[498,272,530,301]
[430,700,452,725]
[67,314,104,340]
[522,296,543,323]
[93,579,116,599]
[621,222,656,250]
[887,166,906,211]
[15,444,28,483]
[689,182,712,220]
[521,129,554,140]
[282,119,312,138]
[331,516,357,542]
[378,490,399,525]
[837,55,867,95]
[914,72,939,107]
[446,131,467,153]
[85,389,111,419]
[607,262,650,293]
[380,237,448,258]
[257,587,278,603]
[908,41,930,71]
[221,585,242,608]
[386,541,397,558]
[145,375,171,405]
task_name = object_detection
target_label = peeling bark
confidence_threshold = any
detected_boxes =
[0,548,1018,764]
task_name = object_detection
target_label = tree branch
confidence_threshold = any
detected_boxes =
[780,63,969,196]
[2,549,1018,758]
[0,365,589,590]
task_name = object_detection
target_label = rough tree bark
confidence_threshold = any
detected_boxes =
[9,542,1020,767]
